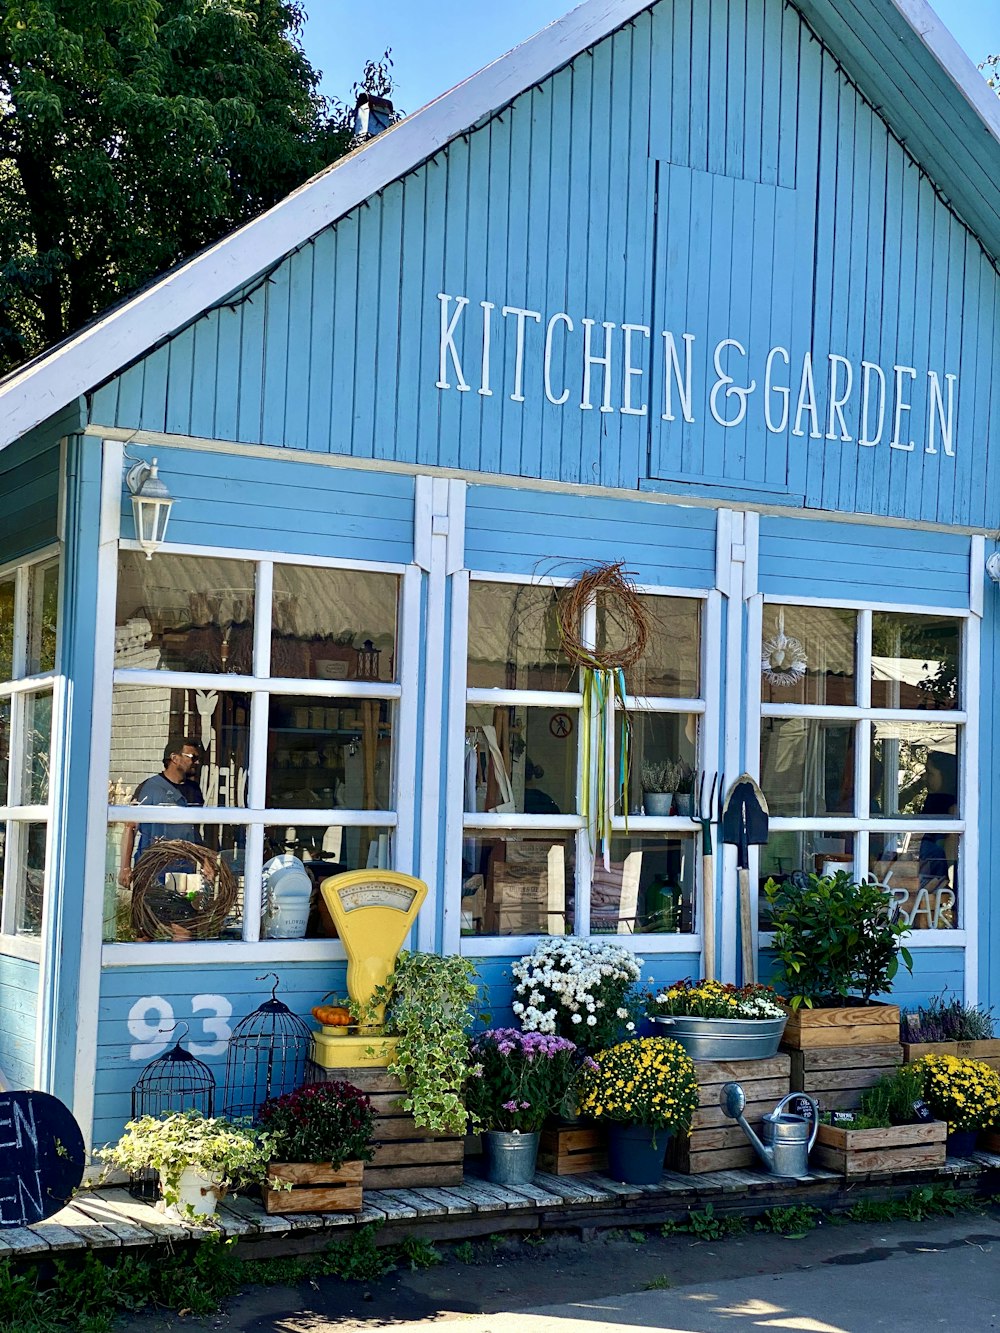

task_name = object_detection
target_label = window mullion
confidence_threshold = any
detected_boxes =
[0,819,13,934]
[577,595,598,937]
[242,823,264,943]
[253,561,274,678]
[12,566,28,680]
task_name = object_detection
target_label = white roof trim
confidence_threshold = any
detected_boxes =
[1,0,999,453]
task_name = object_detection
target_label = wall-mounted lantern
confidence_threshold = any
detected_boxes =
[125,456,174,559]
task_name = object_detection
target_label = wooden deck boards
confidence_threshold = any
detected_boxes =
[0,1156,995,1260]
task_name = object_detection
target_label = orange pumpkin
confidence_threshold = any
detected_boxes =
[312,1004,352,1027]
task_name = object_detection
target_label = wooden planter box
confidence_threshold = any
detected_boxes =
[813,1120,947,1178]
[263,1160,363,1214]
[781,1003,900,1050]
[667,1053,791,1174]
[307,1062,465,1189]
[901,1040,1000,1073]
[789,1043,902,1111]
[538,1124,607,1175]
[979,1129,1000,1154]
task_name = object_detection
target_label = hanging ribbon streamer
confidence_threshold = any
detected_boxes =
[580,665,633,870]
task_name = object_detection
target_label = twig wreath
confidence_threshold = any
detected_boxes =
[130,840,238,941]
[556,563,651,867]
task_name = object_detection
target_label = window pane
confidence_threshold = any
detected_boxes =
[0,822,5,923]
[266,696,393,810]
[597,594,700,698]
[758,830,856,927]
[107,821,244,942]
[271,565,398,682]
[617,711,698,816]
[26,561,59,675]
[261,825,393,938]
[467,583,575,691]
[13,821,46,935]
[761,604,857,706]
[597,834,697,935]
[461,830,575,936]
[870,831,958,930]
[871,612,960,710]
[22,690,52,805]
[0,578,14,680]
[110,687,251,807]
[465,704,577,815]
[116,552,256,673]
[870,722,959,818]
[760,717,855,818]
[0,700,9,806]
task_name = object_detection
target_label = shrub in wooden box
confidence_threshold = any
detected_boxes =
[813,1121,947,1178]
[307,1062,465,1189]
[901,1040,1000,1074]
[263,1160,364,1214]
[538,1124,607,1175]
[667,1054,790,1174]
[781,1003,900,1050]
[789,1044,903,1111]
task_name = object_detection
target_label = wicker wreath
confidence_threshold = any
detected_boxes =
[130,839,238,941]
[556,561,650,671]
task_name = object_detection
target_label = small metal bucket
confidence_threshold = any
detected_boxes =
[483,1130,540,1185]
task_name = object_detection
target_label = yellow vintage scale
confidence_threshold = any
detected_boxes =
[311,870,427,1068]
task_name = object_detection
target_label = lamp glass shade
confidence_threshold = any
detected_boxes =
[126,457,174,559]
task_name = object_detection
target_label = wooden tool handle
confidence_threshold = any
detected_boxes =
[738,865,755,984]
[701,853,716,981]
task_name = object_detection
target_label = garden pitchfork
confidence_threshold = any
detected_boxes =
[697,771,723,981]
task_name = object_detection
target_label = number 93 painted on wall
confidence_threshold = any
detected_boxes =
[127,994,233,1060]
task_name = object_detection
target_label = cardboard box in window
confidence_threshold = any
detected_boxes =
[486,842,568,935]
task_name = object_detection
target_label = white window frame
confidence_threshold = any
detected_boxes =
[750,593,974,960]
[0,545,62,960]
[102,539,420,964]
[448,571,719,958]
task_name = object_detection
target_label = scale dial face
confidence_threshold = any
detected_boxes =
[336,881,418,913]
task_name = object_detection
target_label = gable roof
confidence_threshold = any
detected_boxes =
[2,0,999,455]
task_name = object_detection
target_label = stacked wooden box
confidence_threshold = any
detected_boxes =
[782,1004,902,1111]
[538,1124,607,1175]
[667,1054,791,1173]
[901,1039,1000,1073]
[307,1062,465,1188]
[813,1121,947,1177]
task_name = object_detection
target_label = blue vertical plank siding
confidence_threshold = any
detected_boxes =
[0,423,65,566]
[0,956,38,1090]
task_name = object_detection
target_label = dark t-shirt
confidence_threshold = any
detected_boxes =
[132,773,201,859]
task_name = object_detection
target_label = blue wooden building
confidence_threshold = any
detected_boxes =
[1,0,999,1153]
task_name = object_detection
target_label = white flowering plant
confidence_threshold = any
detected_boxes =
[510,938,644,1054]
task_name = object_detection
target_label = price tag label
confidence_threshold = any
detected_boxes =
[911,1099,935,1123]
[789,1096,816,1119]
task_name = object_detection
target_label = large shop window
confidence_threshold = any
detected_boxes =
[758,604,966,932]
[0,554,60,942]
[107,552,401,944]
[461,580,707,943]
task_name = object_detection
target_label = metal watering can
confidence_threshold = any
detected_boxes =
[719,1083,819,1179]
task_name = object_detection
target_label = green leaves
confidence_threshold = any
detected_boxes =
[763,870,912,1008]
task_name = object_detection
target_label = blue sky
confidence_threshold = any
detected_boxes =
[301,1,999,116]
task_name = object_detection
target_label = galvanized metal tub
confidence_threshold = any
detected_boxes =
[651,1014,787,1060]
[482,1130,540,1185]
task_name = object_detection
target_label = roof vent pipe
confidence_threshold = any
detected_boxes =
[354,93,395,141]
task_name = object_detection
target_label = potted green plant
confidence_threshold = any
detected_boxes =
[763,870,913,1048]
[812,1064,948,1176]
[511,937,643,1054]
[258,1080,375,1213]
[99,1109,270,1221]
[917,1053,1000,1156]
[465,1029,581,1184]
[367,950,479,1137]
[641,759,684,816]
[578,1036,699,1184]
[673,765,696,817]
[648,978,788,1059]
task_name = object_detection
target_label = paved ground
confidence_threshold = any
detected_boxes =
[119,1204,1000,1332]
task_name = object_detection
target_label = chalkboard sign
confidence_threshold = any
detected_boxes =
[911,1099,935,1123]
[0,1091,85,1228]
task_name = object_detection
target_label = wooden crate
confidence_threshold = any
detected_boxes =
[813,1121,947,1178]
[263,1160,363,1214]
[538,1125,607,1175]
[789,1043,902,1111]
[306,1062,465,1189]
[667,1054,791,1174]
[781,1003,900,1050]
[901,1040,1000,1073]
[979,1129,1000,1153]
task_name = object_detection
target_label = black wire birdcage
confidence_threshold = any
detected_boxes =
[221,973,312,1119]
[127,1026,216,1199]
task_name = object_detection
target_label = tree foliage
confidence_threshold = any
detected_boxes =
[0,2,391,375]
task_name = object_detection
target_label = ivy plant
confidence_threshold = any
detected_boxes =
[763,870,912,1009]
[366,951,480,1136]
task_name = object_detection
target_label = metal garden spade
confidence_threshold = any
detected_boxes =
[722,773,769,984]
